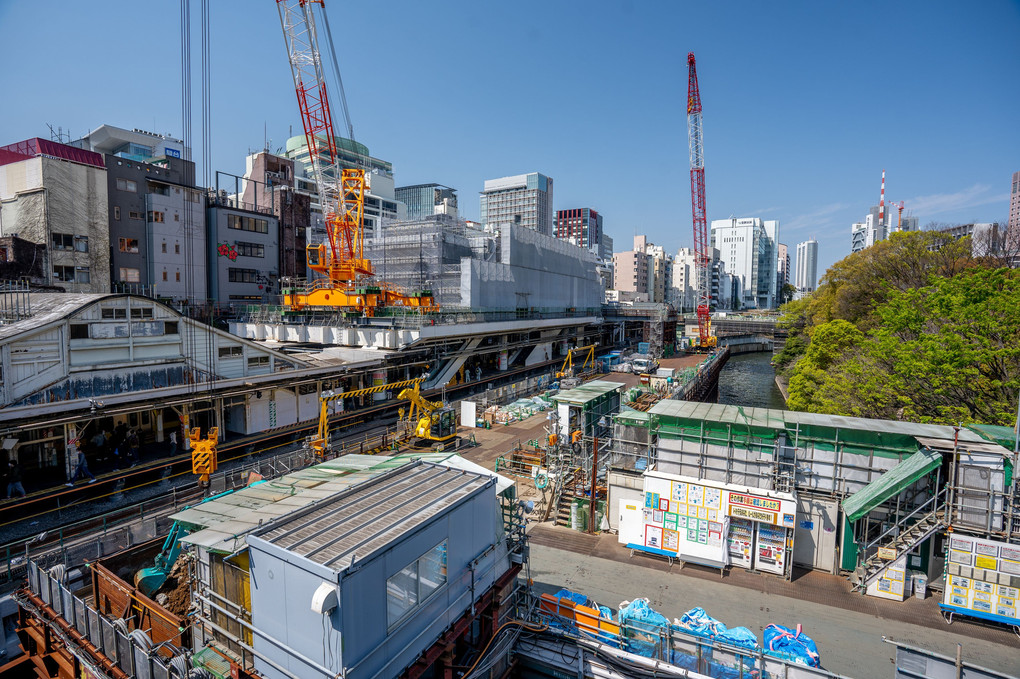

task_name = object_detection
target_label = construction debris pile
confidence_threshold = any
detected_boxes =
[484,395,553,425]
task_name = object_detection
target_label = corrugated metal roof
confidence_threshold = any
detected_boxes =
[552,380,625,405]
[256,461,490,572]
[648,399,1001,447]
[176,453,511,554]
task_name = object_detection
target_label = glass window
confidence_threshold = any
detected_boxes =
[218,346,243,358]
[116,178,137,192]
[129,210,144,220]
[120,267,141,283]
[114,206,121,220]
[75,236,89,252]
[148,211,165,223]
[52,265,75,281]
[386,563,419,627]
[69,324,89,340]
[386,540,448,628]
[75,266,90,284]
[247,355,269,368]
[119,238,139,253]
[51,233,74,250]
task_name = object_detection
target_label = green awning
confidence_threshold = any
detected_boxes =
[842,448,942,523]
[967,424,1017,451]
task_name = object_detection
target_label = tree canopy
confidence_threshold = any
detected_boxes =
[778,231,1020,427]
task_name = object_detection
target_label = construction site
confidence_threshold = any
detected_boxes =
[0,1,1017,678]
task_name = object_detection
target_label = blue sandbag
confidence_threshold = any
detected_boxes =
[676,607,727,638]
[619,598,669,658]
[553,588,588,607]
[619,598,670,627]
[716,626,758,650]
[763,624,821,668]
[598,605,613,620]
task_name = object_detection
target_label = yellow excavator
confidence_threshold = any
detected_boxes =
[398,382,458,446]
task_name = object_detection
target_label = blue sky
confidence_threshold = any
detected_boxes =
[2,0,1018,279]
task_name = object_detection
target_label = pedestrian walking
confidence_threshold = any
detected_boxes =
[6,461,25,499]
[91,430,106,452]
[169,430,178,456]
[128,429,140,467]
[66,449,96,486]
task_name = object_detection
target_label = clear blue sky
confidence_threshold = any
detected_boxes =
[2,0,1018,279]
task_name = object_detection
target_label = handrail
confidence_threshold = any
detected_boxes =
[862,486,947,556]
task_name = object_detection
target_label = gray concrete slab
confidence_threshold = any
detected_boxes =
[528,542,1020,679]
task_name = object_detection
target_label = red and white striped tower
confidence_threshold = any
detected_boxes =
[878,169,886,229]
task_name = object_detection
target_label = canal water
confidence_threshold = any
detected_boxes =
[717,350,786,409]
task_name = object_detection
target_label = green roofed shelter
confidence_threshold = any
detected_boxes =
[841,448,943,523]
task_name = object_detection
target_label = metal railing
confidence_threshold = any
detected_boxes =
[860,486,948,563]
[528,592,848,679]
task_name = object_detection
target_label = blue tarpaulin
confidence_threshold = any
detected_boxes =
[763,624,821,668]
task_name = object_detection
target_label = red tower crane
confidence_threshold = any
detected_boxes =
[275,0,436,315]
[686,53,715,350]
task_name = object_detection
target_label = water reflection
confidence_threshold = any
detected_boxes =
[717,351,786,409]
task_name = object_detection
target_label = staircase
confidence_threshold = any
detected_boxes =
[554,493,577,528]
[852,493,947,592]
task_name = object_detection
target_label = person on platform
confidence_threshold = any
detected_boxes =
[66,448,96,486]
[6,461,25,499]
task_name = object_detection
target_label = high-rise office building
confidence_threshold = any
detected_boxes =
[710,217,780,309]
[777,243,790,289]
[555,207,611,260]
[479,173,553,236]
[396,184,458,221]
[795,239,818,293]
[672,247,738,311]
[1010,170,1020,237]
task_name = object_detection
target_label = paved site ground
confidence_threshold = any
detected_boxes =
[525,526,1020,678]
[456,402,1020,679]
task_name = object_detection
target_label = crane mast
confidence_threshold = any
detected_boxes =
[276,0,372,285]
[276,1,437,315]
[687,53,713,348]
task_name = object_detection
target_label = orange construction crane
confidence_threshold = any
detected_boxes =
[275,1,437,316]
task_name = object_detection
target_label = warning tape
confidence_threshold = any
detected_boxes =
[322,377,425,402]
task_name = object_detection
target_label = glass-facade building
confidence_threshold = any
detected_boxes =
[395,184,458,221]
[479,172,553,236]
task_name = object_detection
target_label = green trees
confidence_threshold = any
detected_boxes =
[779,231,1020,426]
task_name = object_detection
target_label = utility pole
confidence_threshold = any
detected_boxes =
[589,435,599,534]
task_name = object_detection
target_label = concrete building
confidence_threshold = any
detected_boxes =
[777,242,790,292]
[206,203,280,309]
[0,138,110,293]
[395,183,458,220]
[672,247,738,312]
[71,123,187,161]
[555,207,612,260]
[104,154,207,302]
[239,150,313,281]
[284,134,403,239]
[480,172,554,237]
[795,239,818,293]
[1011,170,1020,235]
[939,222,1016,262]
[612,235,650,301]
[850,204,893,253]
[710,217,780,309]
[612,235,675,304]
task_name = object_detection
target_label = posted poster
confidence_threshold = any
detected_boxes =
[645,525,663,550]
[664,529,680,551]
[688,484,704,507]
[671,481,688,505]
